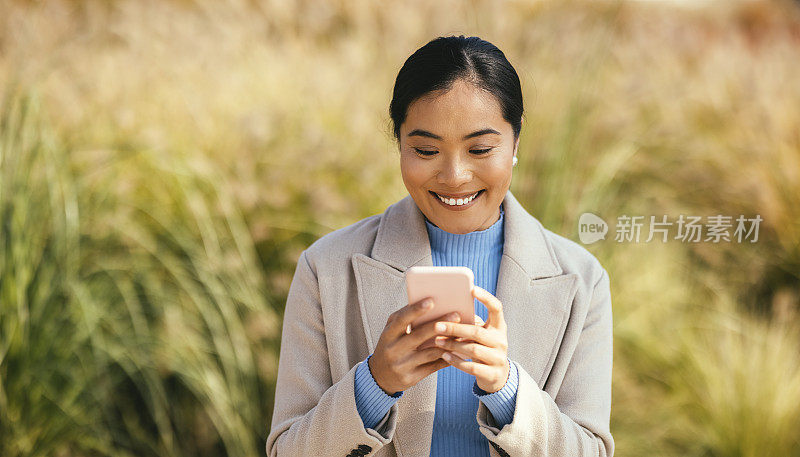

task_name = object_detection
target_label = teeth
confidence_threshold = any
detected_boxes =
[436,190,480,206]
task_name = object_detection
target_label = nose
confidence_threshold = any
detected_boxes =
[436,155,473,187]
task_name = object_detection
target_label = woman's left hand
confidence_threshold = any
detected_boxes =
[434,284,510,393]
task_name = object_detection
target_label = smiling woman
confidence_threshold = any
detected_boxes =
[399,79,519,234]
[267,35,614,457]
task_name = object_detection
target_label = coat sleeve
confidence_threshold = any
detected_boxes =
[475,268,614,457]
[265,250,399,457]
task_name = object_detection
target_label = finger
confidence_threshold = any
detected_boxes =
[439,343,475,362]
[405,312,461,349]
[405,346,448,367]
[471,285,505,329]
[442,352,495,380]
[389,297,434,338]
[434,321,494,347]
[413,357,450,377]
[443,350,468,363]
[434,338,504,366]
[456,313,482,341]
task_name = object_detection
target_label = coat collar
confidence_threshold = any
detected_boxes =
[370,189,563,279]
[351,190,578,457]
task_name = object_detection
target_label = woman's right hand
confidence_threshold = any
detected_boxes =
[368,298,461,395]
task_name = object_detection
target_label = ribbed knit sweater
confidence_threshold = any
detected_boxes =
[354,204,519,456]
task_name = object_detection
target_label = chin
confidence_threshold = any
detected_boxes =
[435,218,477,234]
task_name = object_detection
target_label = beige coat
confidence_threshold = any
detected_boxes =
[265,190,614,457]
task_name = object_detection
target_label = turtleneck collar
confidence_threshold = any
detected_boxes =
[424,204,505,255]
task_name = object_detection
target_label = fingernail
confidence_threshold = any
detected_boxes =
[422,299,433,309]
[435,322,446,332]
[448,313,459,320]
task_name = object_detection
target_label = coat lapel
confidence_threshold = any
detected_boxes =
[351,193,435,457]
[494,191,580,389]
[351,190,579,457]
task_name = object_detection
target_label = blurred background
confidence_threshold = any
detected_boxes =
[1,0,799,455]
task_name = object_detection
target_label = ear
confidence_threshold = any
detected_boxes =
[513,135,520,156]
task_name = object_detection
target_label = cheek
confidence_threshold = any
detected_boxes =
[400,156,433,187]
[480,161,513,189]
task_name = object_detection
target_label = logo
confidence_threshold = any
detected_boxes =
[578,212,608,244]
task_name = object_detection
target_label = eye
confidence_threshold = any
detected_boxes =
[470,148,493,155]
[413,148,437,157]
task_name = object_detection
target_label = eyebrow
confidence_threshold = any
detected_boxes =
[407,128,501,141]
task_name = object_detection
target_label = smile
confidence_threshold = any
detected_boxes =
[429,190,484,208]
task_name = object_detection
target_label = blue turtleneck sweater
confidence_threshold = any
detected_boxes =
[353,204,519,456]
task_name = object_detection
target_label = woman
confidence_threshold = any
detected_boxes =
[266,35,614,457]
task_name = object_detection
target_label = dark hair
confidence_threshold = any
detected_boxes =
[389,35,524,143]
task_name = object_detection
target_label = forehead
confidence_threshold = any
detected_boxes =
[403,80,508,140]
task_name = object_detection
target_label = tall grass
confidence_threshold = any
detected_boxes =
[0,90,108,456]
[608,241,800,456]
[1,91,280,456]
[1,0,799,455]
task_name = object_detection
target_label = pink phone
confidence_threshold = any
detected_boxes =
[405,266,475,350]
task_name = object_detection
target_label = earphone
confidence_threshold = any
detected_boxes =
[512,155,518,167]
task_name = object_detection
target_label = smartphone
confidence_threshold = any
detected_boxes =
[405,266,475,349]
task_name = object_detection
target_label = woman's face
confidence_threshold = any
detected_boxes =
[399,79,520,235]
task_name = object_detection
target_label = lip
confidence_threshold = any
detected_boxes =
[429,189,484,210]
[430,190,482,199]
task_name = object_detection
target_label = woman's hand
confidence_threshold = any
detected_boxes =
[434,285,510,393]
[369,298,462,395]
